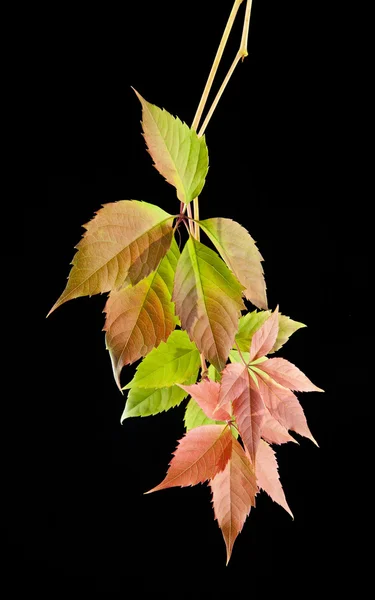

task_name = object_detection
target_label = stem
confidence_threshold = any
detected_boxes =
[187,0,254,370]
[198,0,253,137]
[193,198,200,239]
[191,0,245,132]
[186,203,195,235]
[234,341,249,366]
[200,354,208,379]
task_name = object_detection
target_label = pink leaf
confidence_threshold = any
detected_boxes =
[256,440,293,518]
[210,437,257,564]
[249,307,279,361]
[259,357,324,392]
[255,371,318,445]
[261,410,298,445]
[146,425,232,493]
[178,379,231,421]
[218,363,265,464]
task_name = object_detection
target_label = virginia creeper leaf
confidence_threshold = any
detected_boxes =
[229,349,250,364]
[179,379,231,421]
[147,425,232,493]
[184,398,225,431]
[258,357,324,393]
[48,200,174,315]
[249,306,279,361]
[235,310,271,352]
[124,330,200,390]
[121,372,198,421]
[104,239,179,389]
[173,237,245,372]
[256,440,293,518]
[261,410,297,445]
[199,218,267,309]
[218,363,265,464]
[207,364,222,382]
[134,90,209,205]
[270,314,306,353]
[252,369,318,445]
[210,437,257,564]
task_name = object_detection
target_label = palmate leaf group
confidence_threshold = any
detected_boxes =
[48,93,323,564]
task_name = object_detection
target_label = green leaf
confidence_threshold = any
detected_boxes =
[104,238,180,389]
[208,364,222,382]
[134,90,209,205]
[229,350,250,364]
[199,218,267,309]
[270,314,307,353]
[123,330,200,389]
[173,237,245,372]
[121,371,198,421]
[48,200,174,315]
[235,310,271,352]
[184,398,224,430]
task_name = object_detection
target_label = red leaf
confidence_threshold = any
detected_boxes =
[255,372,318,445]
[218,363,265,464]
[258,357,324,392]
[256,440,293,518]
[146,425,232,493]
[210,437,257,564]
[178,379,231,421]
[261,410,297,445]
[249,307,279,361]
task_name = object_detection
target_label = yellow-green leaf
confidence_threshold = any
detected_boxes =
[123,330,200,389]
[134,90,209,204]
[270,314,307,353]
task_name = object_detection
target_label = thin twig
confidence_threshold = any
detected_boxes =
[186,203,195,236]
[198,0,253,137]
[191,0,245,132]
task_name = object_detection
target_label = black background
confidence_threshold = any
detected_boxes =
[13,0,356,595]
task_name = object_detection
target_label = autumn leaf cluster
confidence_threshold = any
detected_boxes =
[49,93,323,562]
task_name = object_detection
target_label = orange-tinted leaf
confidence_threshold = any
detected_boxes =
[104,240,179,389]
[173,237,244,372]
[210,437,257,564]
[179,379,231,421]
[147,425,232,493]
[256,440,293,518]
[258,357,324,392]
[218,363,265,464]
[48,200,174,315]
[199,217,267,309]
[249,307,279,361]
[261,410,297,445]
[254,370,317,445]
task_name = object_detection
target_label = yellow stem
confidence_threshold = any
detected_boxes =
[191,0,245,132]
